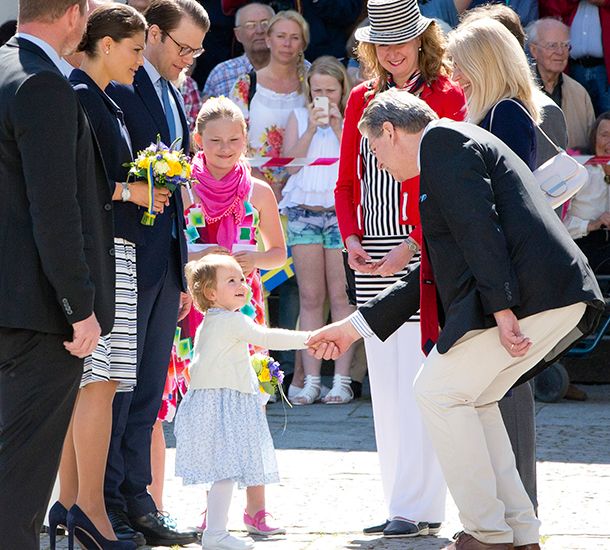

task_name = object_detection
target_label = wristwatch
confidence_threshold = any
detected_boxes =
[404,237,419,253]
[120,182,131,202]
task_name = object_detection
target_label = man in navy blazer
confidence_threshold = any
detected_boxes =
[310,89,603,550]
[104,1,209,546]
[0,1,115,547]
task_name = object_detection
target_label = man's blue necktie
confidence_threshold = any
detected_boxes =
[160,78,176,143]
[160,78,179,238]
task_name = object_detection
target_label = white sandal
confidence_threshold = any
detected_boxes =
[322,374,354,404]
[291,375,321,405]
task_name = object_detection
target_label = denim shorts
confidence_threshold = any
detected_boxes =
[286,206,343,249]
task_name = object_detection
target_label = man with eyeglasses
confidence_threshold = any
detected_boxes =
[541,0,610,115]
[103,0,209,547]
[528,17,595,151]
[203,2,274,100]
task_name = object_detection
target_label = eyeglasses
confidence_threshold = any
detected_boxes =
[236,19,270,32]
[537,41,572,52]
[163,31,205,58]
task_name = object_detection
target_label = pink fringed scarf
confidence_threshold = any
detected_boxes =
[191,152,252,250]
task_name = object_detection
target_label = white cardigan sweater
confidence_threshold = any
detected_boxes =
[188,309,309,393]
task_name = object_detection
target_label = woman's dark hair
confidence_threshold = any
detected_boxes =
[590,111,610,154]
[0,19,17,47]
[78,4,147,56]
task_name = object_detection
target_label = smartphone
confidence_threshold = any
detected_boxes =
[313,96,329,125]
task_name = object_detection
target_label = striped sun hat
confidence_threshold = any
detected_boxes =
[355,0,433,45]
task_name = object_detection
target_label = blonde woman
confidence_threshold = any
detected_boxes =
[449,18,541,169]
[231,10,310,201]
[279,56,356,404]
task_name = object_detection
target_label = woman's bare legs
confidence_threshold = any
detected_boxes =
[323,247,357,402]
[291,243,326,378]
[58,380,120,540]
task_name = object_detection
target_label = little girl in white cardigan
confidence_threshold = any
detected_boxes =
[175,254,310,550]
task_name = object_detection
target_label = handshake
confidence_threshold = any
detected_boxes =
[304,318,363,360]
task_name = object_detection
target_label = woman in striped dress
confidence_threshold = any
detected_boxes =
[51,5,149,546]
[335,0,466,539]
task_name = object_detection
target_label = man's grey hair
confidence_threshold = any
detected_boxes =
[358,88,438,139]
[526,17,569,45]
[235,2,275,27]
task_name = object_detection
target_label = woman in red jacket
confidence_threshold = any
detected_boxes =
[335,0,466,539]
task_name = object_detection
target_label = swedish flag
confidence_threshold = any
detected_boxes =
[260,247,294,292]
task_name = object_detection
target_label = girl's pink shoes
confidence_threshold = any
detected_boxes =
[243,510,285,536]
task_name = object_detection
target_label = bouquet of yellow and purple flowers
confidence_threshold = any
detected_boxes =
[251,353,290,406]
[127,136,191,226]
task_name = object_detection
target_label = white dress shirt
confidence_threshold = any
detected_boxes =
[563,165,610,239]
[570,0,604,59]
[143,58,184,148]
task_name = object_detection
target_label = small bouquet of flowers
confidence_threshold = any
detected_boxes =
[251,353,290,406]
[126,136,191,226]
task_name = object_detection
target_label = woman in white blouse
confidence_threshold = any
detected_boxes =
[564,112,610,274]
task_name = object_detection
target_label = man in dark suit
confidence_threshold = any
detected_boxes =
[0,1,115,548]
[309,89,603,550]
[104,1,209,546]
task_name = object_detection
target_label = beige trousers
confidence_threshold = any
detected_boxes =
[414,302,586,545]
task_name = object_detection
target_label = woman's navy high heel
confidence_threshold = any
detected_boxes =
[67,504,136,550]
[48,501,68,550]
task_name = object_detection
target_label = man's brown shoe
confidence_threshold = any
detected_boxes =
[515,545,541,549]
[444,532,514,549]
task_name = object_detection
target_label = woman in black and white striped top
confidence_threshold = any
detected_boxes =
[334,0,467,537]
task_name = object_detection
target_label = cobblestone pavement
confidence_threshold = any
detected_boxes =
[40,384,610,549]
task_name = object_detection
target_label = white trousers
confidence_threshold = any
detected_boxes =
[414,302,586,545]
[365,322,447,522]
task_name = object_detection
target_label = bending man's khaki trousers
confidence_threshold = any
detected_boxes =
[414,302,586,546]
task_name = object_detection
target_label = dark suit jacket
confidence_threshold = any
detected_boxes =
[70,69,144,245]
[106,66,189,290]
[360,120,604,384]
[0,37,115,336]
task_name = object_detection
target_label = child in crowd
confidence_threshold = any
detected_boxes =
[280,56,356,405]
[174,254,310,550]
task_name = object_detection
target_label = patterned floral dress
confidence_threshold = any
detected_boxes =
[157,195,265,422]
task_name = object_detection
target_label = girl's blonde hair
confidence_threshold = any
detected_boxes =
[356,21,451,97]
[447,18,541,124]
[267,10,310,93]
[185,252,237,312]
[195,96,247,136]
[306,55,353,113]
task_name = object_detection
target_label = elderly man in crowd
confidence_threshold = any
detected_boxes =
[528,17,595,151]
[202,2,274,99]
[540,0,610,115]
[309,89,603,549]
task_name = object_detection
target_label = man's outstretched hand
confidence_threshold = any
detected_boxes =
[306,318,362,360]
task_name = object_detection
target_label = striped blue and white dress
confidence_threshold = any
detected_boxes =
[80,242,138,392]
[354,136,420,321]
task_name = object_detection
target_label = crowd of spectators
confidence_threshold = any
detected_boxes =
[2,0,604,400]
[3,0,610,547]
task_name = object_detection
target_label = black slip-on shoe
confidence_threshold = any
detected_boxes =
[363,519,389,534]
[428,522,442,535]
[383,519,429,538]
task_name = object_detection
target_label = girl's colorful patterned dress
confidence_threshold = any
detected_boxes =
[158,195,264,422]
